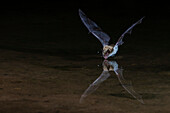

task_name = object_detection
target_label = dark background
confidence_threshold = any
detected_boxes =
[0,0,169,57]
[0,1,170,113]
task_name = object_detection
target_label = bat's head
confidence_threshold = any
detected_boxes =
[103,45,114,59]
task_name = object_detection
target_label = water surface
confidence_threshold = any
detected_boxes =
[0,49,169,113]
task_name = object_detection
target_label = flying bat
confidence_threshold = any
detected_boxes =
[79,9,144,59]
[80,60,144,104]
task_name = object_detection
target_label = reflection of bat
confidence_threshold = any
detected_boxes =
[79,9,144,59]
[80,60,144,104]
[79,71,110,103]
[112,63,144,104]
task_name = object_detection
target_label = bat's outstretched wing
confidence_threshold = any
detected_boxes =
[80,71,110,103]
[114,69,144,104]
[116,17,145,46]
[79,9,110,46]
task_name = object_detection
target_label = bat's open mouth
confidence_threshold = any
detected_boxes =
[103,51,110,59]
[103,45,114,59]
[104,56,108,59]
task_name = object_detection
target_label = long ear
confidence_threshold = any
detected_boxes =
[116,17,145,46]
[79,9,111,46]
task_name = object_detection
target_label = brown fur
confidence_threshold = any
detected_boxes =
[103,45,114,56]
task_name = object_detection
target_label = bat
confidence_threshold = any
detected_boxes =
[79,60,144,104]
[79,9,144,59]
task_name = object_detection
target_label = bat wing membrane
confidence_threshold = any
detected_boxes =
[116,17,144,46]
[79,9,110,46]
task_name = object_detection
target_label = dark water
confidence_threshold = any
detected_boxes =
[0,7,169,113]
